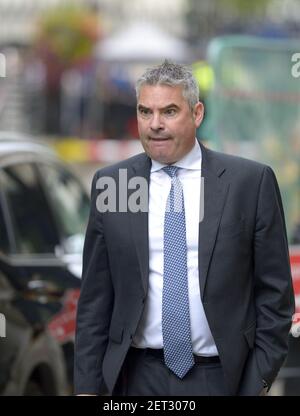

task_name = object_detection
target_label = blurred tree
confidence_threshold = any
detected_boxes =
[33,4,101,134]
[223,0,272,16]
[37,4,100,66]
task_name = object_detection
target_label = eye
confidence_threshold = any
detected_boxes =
[138,107,151,117]
[165,108,177,116]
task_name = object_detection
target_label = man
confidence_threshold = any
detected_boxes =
[74,61,294,396]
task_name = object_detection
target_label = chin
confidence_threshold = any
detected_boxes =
[157,157,176,165]
[151,153,172,164]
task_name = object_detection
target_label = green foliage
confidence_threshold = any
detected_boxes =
[218,0,272,16]
[36,4,100,66]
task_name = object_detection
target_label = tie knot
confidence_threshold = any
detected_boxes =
[163,165,179,178]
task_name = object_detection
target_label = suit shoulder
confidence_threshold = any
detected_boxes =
[206,146,269,175]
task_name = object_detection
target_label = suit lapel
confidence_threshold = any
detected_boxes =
[129,154,151,296]
[199,142,230,300]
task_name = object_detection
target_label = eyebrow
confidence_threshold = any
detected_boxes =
[137,103,180,111]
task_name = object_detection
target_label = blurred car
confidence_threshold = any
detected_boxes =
[0,133,90,395]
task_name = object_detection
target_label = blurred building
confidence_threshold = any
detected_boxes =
[1,0,300,48]
[0,0,187,46]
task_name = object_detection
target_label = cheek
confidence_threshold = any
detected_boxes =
[137,119,149,132]
[137,121,147,136]
[174,120,195,137]
[169,123,187,140]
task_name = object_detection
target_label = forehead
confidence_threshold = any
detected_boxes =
[138,84,186,107]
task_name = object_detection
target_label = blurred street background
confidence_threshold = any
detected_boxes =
[1,0,300,396]
[0,0,299,189]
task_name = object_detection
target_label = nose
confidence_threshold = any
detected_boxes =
[150,112,164,132]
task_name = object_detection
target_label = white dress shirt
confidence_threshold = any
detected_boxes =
[132,139,218,356]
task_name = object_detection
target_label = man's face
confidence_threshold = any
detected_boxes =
[137,84,204,164]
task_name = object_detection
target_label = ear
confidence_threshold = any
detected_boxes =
[193,102,204,128]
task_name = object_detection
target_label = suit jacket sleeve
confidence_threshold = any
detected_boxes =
[252,166,295,387]
[74,171,113,395]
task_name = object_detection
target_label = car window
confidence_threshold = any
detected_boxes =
[0,163,60,255]
[38,163,90,254]
[0,197,9,255]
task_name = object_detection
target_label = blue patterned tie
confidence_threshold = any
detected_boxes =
[162,165,194,378]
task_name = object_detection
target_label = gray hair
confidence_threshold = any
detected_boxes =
[135,60,199,111]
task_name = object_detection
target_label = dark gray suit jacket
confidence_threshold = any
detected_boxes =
[74,142,295,396]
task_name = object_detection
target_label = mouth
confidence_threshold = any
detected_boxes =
[149,137,171,141]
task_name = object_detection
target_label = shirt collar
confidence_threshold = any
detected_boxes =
[150,138,202,173]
